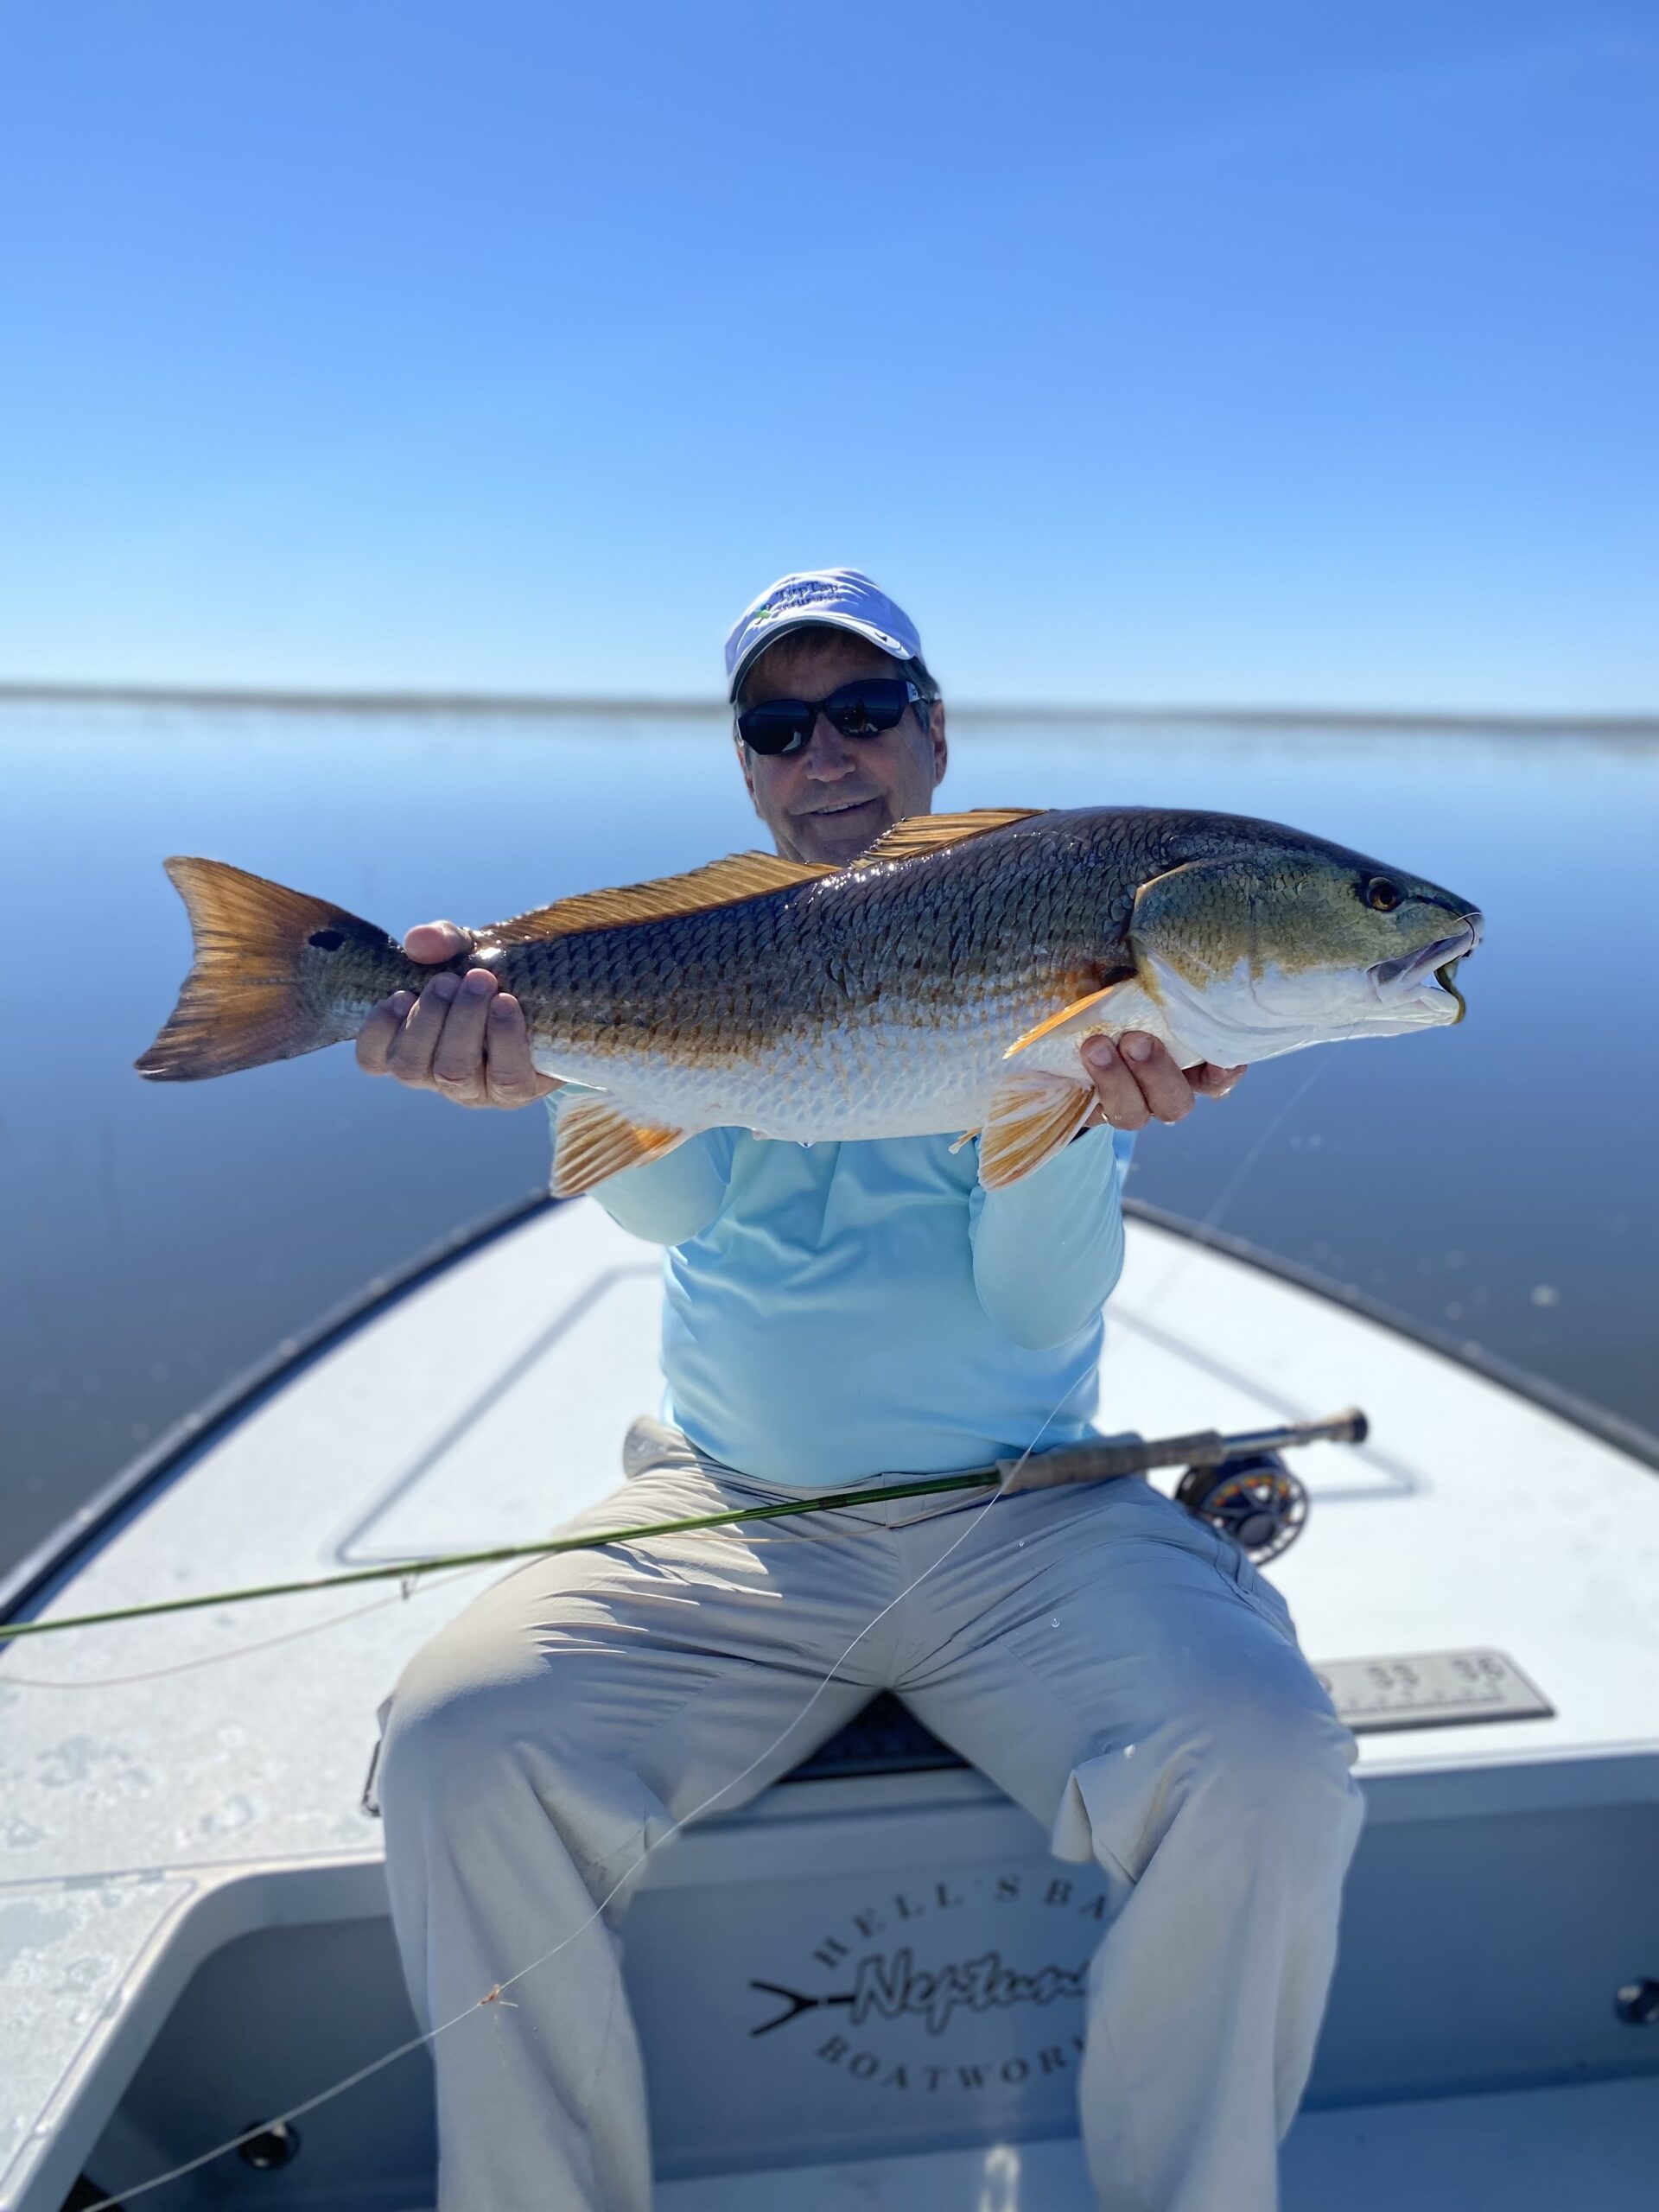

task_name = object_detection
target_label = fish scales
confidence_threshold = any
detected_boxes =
[136,805,1481,1192]
[500,812,1192,1140]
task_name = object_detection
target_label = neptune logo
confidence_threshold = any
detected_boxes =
[744,1865,1110,2101]
[752,1945,1089,2039]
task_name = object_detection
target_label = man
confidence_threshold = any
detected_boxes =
[361,570,1365,2212]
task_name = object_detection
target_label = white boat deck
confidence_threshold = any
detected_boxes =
[663,2079,1659,2212]
[3,1200,1657,2209]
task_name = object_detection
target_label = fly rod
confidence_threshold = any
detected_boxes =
[0,1407,1364,1643]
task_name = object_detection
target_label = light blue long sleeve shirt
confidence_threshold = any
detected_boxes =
[550,1096,1133,1486]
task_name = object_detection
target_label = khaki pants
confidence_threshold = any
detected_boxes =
[378,1421,1363,2212]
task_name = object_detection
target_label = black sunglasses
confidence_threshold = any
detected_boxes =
[736,677,931,757]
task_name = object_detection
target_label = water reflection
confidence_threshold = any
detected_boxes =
[3,702,1656,1576]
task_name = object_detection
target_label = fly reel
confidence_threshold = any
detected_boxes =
[1175,1450,1309,1563]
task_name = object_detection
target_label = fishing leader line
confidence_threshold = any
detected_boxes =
[72,1382,1084,2212]
[59,1050,1351,2207]
[0,1560,502,1690]
[3,1046,1342,1688]
[1132,1039,1345,1324]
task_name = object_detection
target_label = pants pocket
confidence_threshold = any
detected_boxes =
[1207,1529,1300,1646]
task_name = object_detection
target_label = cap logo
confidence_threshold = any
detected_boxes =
[751,578,849,626]
[727,570,918,693]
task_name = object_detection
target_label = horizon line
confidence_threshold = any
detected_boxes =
[2,677,1656,741]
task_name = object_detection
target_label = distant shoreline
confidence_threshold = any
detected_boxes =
[2,677,1656,741]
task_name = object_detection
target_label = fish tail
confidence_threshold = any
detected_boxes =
[136,857,397,1081]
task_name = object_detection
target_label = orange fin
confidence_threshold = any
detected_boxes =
[1005,979,1133,1058]
[478,816,1040,946]
[480,852,834,948]
[1003,975,1178,1059]
[552,1096,690,1198]
[977,1071,1096,1189]
[849,808,1044,868]
[136,857,396,1082]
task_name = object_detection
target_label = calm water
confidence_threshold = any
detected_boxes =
[3,702,1656,1578]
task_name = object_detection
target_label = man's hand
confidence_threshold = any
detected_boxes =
[354,920,560,1109]
[1078,1032,1246,1130]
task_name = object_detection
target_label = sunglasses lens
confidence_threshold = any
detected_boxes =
[738,702,813,755]
[825,680,908,736]
[738,681,913,753]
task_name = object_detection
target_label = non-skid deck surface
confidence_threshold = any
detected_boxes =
[658,2074,1659,2209]
[5,1199,1659,2211]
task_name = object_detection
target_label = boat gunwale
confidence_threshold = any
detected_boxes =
[0,1186,566,1628]
[1122,1197,1659,1474]
[4,1191,1656,1633]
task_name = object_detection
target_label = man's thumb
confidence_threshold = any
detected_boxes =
[403,919,473,965]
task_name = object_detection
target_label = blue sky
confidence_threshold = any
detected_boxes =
[1,2,1653,711]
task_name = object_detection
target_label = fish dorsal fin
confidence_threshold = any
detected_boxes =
[480,851,836,946]
[849,808,1045,869]
[478,812,1041,946]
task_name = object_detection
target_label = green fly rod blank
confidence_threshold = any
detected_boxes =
[0,1408,1366,1644]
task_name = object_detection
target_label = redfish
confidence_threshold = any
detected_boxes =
[137,807,1481,1193]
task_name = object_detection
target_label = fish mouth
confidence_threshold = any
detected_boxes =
[1370,914,1483,1022]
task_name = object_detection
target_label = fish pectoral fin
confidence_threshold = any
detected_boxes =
[552,1097,690,1198]
[478,851,835,947]
[849,808,1044,868]
[977,1071,1096,1189]
[1000,982,1141,1057]
[1001,976,1150,1058]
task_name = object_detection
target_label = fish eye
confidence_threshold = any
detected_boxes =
[1359,877,1402,913]
[308,928,346,951]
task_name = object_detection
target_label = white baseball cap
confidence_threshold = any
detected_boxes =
[724,569,925,702]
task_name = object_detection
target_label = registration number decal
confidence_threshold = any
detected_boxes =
[1313,1648,1554,1731]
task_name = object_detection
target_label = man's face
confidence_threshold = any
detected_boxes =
[735,629,948,866]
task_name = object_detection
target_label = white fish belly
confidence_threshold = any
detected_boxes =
[531,997,1023,1141]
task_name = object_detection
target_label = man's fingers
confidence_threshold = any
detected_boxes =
[357,972,553,1109]
[404,919,472,965]
[1188,1061,1249,1099]
[429,969,498,1099]
[355,992,415,1075]
[385,972,459,1084]
[1081,1034,1198,1125]
[1079,1037,1154,1129]
[484,994,556,1105]
[1117,1034,1197,1122]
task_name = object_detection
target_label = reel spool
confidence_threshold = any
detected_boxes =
[1175,1450,1308,1563]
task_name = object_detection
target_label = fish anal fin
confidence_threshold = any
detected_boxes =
[480,852,835,948]
[553,1096,690,1198]
[977,1071,1096,1190]
[849,808,1044,869]
[1003,976,1179,1060]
